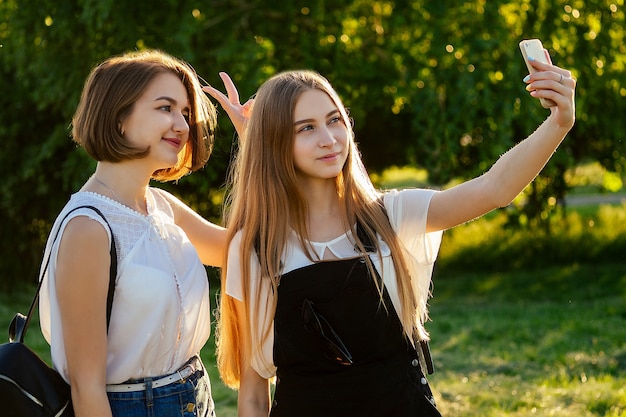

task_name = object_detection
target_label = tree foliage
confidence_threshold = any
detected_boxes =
[1,0,624,289]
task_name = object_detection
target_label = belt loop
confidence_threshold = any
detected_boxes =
[145,378,154,408]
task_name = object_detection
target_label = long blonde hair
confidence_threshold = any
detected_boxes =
[217,70,429,389]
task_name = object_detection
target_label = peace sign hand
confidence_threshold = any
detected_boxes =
[203,72,254,138]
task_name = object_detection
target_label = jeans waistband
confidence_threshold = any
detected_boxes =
[106,356,202,393]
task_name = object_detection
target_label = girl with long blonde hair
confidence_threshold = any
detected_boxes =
[210,57,575,416]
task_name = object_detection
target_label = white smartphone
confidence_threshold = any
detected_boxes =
[519,38,556,108]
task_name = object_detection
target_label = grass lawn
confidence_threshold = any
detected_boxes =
[426,262,626,416]
[3,260,624,416]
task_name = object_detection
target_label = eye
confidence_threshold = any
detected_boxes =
[328,116,342,125]
[159,105,172,112]
[297,124,314,133]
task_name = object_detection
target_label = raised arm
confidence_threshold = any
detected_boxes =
[157,189,227,267]
[426,59,576,233]
[152,72,253,267]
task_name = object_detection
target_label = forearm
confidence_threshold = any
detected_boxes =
[237,365,271,417]
[71,385,112,417]
[485,113,571,206]
[238,394,270,417]
[158,188,227,266]
[177,209,227,267]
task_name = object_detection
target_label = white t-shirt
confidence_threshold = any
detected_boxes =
[39,188,212,384]
[226,188,443,378]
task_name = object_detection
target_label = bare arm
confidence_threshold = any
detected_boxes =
[426,60,576,232]
[56,217,112,417]
[158,189,227,267]
[233,298,271,417]
[238,366,271,417]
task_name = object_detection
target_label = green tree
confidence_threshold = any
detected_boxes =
[1,0,624,289]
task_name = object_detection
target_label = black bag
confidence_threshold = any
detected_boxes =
[0,205,117,417]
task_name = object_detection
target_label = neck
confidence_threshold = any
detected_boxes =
[298,176,338,206]
[88,163,150,214]
[303,188,347,242]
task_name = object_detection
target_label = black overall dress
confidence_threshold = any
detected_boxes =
[271,254,442,417]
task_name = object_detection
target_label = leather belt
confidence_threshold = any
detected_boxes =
[106,357,201,393]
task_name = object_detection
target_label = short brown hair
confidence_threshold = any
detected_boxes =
[72,49,215,181]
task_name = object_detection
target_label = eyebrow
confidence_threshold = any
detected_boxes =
[294,109,340,126]
[155,96,176,104]
[155,96,190,110]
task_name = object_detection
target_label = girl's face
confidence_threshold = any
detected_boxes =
[292,89,349,183]
[121,72,190,170]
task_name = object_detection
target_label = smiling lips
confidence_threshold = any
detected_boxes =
[319,152,340,161]
[163,137,183,148]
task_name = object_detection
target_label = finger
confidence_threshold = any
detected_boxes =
[525,62,572,83]
[525,67,572,91]
[529,86,565,109]
[529,78,575,110]
[202,85,229,105]
[558,70,574,85]
[526,77,571,99]
[528,58,560,73]
[241,99,254,118]
[219,72,241,105]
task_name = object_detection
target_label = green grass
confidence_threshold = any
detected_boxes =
[426,263,626,416]
[3,261,624,416]
[426,198,626,416]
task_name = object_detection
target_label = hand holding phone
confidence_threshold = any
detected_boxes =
[519,39,556,108]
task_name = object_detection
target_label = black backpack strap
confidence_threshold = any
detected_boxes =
[9,205,117,343]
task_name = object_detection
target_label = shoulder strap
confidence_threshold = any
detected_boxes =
[356,195,435,374]
[355,196,386,252]
[9,205,117,343]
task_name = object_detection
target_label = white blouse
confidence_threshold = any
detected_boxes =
[39,188,212,384]
[226,188,443,378]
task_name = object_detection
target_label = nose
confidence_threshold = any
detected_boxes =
[173,112,190,135]
[318,126,337,147]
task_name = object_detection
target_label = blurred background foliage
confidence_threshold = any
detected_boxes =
[0,0,624,290]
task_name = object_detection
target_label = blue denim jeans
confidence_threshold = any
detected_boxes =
[107,364,215,417]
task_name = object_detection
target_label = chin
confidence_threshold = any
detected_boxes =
[160,153,181,168]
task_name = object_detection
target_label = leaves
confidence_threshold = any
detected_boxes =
[0,0,624,289]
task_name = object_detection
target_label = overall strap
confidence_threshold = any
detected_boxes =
[355,197,386,253]
[355,195,435,374]
[10,205,117,343]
